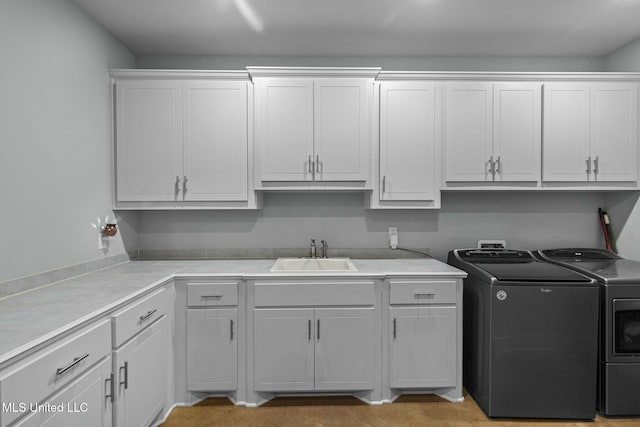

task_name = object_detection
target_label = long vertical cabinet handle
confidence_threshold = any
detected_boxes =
[593,156,599,177]
[316,155,320,173]
[119,361,128,390]
[308,319,312,341]
[586,157,592,177]
[382,176,386,194]
[308,155,314,179]
[105,373,115,403]
[230,319,234,341]
[175,176,181,198]
[183,176,188,200]
[495,156,501,175]
[317,319,320,341]
[489,156,495,179]
[393,318,397,339]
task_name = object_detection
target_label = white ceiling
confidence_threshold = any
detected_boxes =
[72,0,640,57]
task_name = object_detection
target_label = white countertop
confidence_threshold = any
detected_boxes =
[0,258,466,367]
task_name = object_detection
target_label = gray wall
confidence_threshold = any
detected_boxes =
[137,192,608,263]
[0,0,135,283]
[137,54,605,72]
[605,37,640,71]
[604,36,640,259]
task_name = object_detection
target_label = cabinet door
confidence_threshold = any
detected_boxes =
[379,82,436,201]
[14,357,113,427]
[115,79,182,201]
[542,83,591,182]
[389,306,456,388]
[257,79,314,181]
[591,83,638,182]
[183,81,248,201]
[187,308,237,391]
[493,83,541,182]
[314,308,374,391]
[114,317,168,427]
[254,309,314,391]
[445,83,493,181]
[314,79,369,181]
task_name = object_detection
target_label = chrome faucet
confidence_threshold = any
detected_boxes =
[310,238,316,258]
[321,240,328,258]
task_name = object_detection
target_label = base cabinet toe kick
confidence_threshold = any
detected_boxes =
[178,275,464,408]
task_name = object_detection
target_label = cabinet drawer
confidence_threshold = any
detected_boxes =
[254,281,376,307]
[112,286,171,348]
[187,282,238,307]
[0,319,111,427]
[389,280,457,305]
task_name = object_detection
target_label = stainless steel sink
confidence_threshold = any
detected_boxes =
[269,258,358,272]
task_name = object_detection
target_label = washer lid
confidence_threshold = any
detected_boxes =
[541,248,620,260]
[456,249,593,283]
[540,248,640,284]
[473,260,593,283]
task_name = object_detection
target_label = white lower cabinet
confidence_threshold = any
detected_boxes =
[187,308,238,391]
[111,286,172,427]
[14,357,113,427]
[253,307,375,392]
[113,317,168,427]
[0,319,112,427]
[389,307,456,388]
[386,279,462,402]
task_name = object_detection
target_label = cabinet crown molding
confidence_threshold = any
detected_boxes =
[109,69,251,80]
[377,71,640,81]
[247,66,381,79]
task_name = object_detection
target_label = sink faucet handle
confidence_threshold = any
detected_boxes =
[310,238,316,258]
[321,240,328,258]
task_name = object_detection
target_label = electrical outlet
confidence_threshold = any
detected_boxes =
[389,227,398,249]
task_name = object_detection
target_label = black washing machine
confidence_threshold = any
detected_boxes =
[538,248,640,416]
[448,248,599,419]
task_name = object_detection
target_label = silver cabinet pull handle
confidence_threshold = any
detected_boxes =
[56,353,89,376]
[488,156,495,178]
[200,294,222,299]
[316,155,320,173]
[183,176,188,200]
[495,156,501,175]
[393,318,397,340]
[308,319,312,341]
[119,361,128,390]
[586,157,592,176]
[230,319,234,341]
[140,309,157,321]
[308,155,313,174]
[382,176,386,193]
[175,176,181,197]
[317,319,320,341]
[105,372,115,402]
[593,156,599,175]
[414,293,436,299]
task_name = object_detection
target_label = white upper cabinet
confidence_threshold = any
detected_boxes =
[116,79,183,202]
[250,68,378,187]
[112,71,255,208]
[543,83,592,182]
[183,81,248,201]
[543,82,638,183]
[590,83,638,182]
[256,79,314,181]
[314,79,369,181]
[444,82,541,183]
[493,83,542,182]
[444,83,493,182]
[379,81,437,202]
